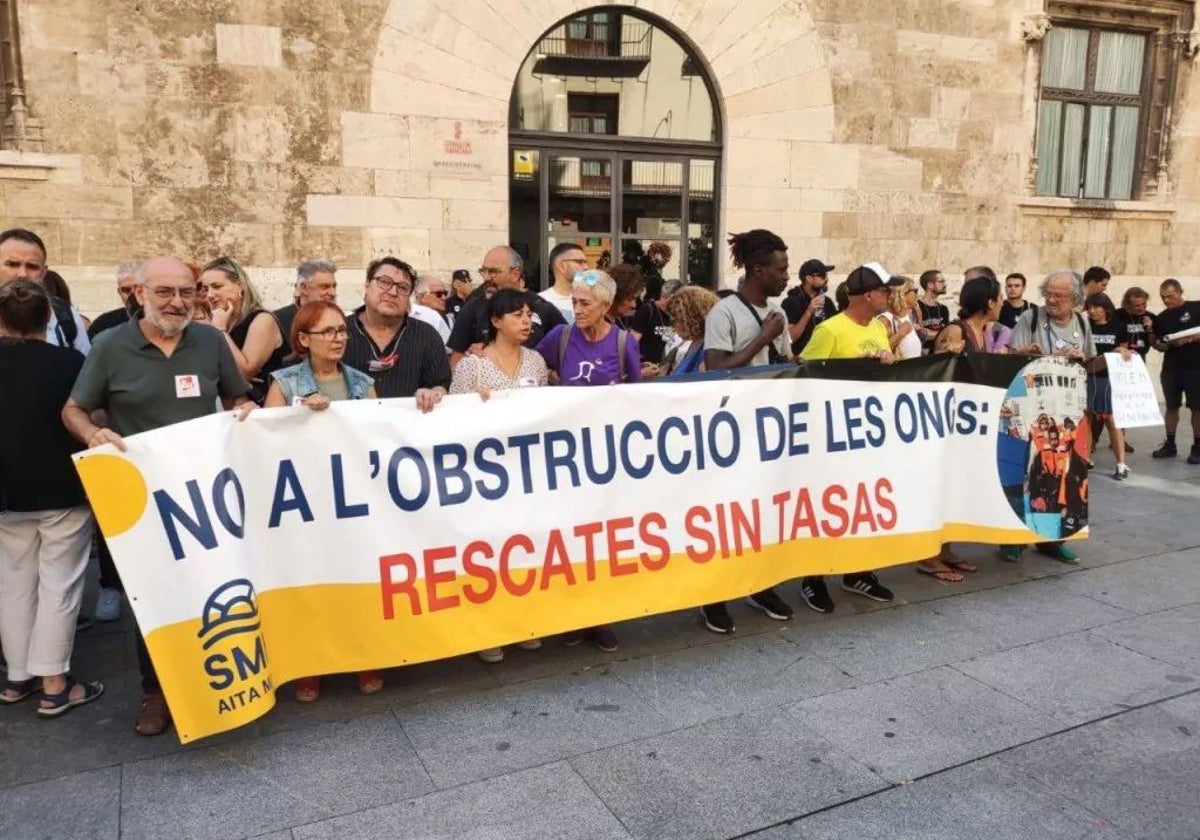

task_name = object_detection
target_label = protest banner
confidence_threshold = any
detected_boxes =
[74,354,1086,742]
[1106,353,1165,429]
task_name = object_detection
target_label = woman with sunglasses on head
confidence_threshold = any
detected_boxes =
[264,300,379,702]
[202,256,287,405]
[876,276,923,360]
[535,270,641,652]
[445,288,549,663]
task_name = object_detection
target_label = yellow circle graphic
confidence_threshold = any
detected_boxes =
[76,453,149,537]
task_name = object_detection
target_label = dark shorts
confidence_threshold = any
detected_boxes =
[1087,374,1112,417]
[1161,366,1200,411]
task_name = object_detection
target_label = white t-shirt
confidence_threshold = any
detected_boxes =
[45,306,90,356]
[538,287,574,324]
[879,311,922,360]
[409,302,451,348]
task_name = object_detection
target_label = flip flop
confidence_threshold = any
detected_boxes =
[36,679,104,719]
[1,677,41,705]
[942,557,979,573]
[916,564,964,583]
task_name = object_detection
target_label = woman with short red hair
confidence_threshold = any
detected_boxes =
[264,301,379,702]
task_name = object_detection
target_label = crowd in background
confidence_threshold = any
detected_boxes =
[2,223,1199,738]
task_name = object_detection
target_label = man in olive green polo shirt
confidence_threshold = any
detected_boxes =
[63,256,252,737]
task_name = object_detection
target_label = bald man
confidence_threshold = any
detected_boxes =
[62,255,253,738]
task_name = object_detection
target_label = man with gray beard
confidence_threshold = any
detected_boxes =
[62,255,252,737]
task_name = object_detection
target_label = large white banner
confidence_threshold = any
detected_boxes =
[75,358,1086,741]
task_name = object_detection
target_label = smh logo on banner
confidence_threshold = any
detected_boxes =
[199,579,273,714]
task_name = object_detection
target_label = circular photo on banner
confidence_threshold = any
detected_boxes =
[995,357,1091,539]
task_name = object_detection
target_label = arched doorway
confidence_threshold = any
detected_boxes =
[508,8,722,289]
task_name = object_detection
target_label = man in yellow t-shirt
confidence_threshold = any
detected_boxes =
[801,262,899,362]
[798,262,901,613]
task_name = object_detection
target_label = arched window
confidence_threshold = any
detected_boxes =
[509,8,722,289]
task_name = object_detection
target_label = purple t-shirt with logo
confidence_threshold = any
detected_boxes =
[536,325,643,386]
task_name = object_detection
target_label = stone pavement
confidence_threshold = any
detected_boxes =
[2,425,1198,840]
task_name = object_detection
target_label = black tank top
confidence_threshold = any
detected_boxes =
[229,309,288,404]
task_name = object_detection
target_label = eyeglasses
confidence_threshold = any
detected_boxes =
[147,286,197,301]
[370,276,412,296]
[478,266,511,277]
[118,285,137,296]
[304,326,349,339]
[428,290,449,298]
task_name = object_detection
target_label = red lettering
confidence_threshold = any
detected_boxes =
[606,516,639,577]
[379,553,421,619]
[573,521,604,582]
[772,491,790,543]
[540,528,576,589]
[789,488,819,540]
[731,500,761,554]
[821,485,849,537]
[685,506,715,563]
[461,540,497,604]
[499,534,536,596]
[422,546,460,612]
[850,484,878,534]
[639,513,670,571]
[875,478,897,529]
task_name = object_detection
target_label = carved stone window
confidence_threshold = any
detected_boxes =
[1033,0,1195,201]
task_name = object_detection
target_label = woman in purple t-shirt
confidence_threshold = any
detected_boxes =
[536,270,643,388]
[535,270,642,653]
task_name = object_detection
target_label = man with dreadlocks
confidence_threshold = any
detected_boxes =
[699,229,795,635]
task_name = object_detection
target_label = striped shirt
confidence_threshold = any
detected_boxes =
[342,308,451,399]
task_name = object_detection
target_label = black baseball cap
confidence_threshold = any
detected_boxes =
[451,269,471,281]
[798,258,834,279]
[845,262,903,295]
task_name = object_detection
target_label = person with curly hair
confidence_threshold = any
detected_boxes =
[663,284,718,375]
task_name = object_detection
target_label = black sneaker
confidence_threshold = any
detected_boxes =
[701,603,736,634]
[1188,445,1200,465]
[842,572,894,603]
[746,588,793,621]
[799,577,835,614]
[1152,441,1177,459]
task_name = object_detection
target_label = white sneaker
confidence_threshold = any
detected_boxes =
[516,639,542,650]
[94,587,122,622]
[476,647,504,663]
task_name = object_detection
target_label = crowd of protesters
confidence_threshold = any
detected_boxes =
[2,222,1198,738]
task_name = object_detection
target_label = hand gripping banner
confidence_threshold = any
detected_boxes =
[75,354,1088,742]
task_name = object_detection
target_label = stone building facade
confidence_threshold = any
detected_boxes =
[1,0,1197,316]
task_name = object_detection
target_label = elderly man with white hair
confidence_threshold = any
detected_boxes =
[87,260,143,339]
[273,259,339,341]
[410,273,451,347]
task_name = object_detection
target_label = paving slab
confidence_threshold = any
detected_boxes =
[0,766,120,840]
[119,715,433,840]
[925,577,1130,648]
[393,668,677,789]
[998,695,1200,840]
[0,672,182,789]
[1091,604,1200,674]
[953,631,1197,726]
[291,762,632,840]
[610,632,856,728]
[788,665,1053,783]
[1059,548,1200,614]
[570,706,886,840]
[780,603,999,682]
[747,757,1131,840]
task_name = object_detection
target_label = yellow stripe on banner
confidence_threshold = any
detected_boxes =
[148,523,1082,742]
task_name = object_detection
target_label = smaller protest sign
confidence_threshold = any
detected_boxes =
[1107,353,1164,428]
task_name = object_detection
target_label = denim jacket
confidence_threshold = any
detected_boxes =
[270,360,374,403]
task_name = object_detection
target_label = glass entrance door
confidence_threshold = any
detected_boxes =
[509,145,719,290]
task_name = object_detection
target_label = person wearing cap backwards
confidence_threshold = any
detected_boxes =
[798,263,901,613]
[699,229,796,635]
[783,258,839,356]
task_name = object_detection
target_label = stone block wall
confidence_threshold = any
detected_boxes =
[2,0,1196,318]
